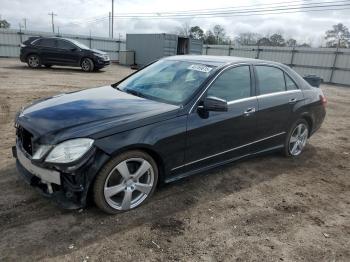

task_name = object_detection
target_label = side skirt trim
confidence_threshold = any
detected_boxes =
[165,144,284,183]
[171,132,286,171]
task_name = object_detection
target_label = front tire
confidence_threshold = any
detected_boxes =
[93,150,158,214]
[81,58,94,72]
[284,119,309,157]
[27,54,41,68]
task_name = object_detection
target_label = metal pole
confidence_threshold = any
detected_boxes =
[89,30,92,48]
[18,23,23,43]
[48,12,57,33]
[330,38,341,83]
[111,0,114,38]
[290,45,296,68]
[109,12,111,38]
[23,18,27,30]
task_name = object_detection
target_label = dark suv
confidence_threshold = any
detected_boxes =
[20,37,110,72]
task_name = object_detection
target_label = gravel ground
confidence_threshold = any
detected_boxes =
[0,58,349,262]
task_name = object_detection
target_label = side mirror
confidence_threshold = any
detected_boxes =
[70,47,77,51]
[200,96,228,112]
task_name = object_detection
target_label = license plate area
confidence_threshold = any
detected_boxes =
[16,144,61,185]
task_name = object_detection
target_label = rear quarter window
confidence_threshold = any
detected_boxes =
[285,74,299,90]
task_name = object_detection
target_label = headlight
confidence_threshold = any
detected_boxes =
[93,53,109,61]
[45,138,94,164]
[32,145,52,160]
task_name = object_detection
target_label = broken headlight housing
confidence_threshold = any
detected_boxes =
[45,138,94,164]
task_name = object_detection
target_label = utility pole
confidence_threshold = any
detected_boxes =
[108,12,110,37]
[23,18,27,30]
[48,12,57,33]
[111,0,114,38]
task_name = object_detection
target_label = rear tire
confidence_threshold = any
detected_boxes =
[27,54,41,68]
[93,150,158,214]
[284,119,309,157]
[81,58,94,72]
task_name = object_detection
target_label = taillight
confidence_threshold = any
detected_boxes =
[320,95,327,106]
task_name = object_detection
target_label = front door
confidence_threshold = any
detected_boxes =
[56,39,81,65]
[182,65,258,172]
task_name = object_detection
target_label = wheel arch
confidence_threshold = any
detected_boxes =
[25,52,40,61]
[300,113,313,137]
[80,56,95,66]
[102,144,166,184]
[85,144,166,206]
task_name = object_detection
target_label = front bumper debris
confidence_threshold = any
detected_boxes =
[13,144,110,209]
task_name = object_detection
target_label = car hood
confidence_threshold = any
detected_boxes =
[90,49,107,55]
[17,86,179,144]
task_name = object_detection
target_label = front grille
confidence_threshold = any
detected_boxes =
[17,126,33,155]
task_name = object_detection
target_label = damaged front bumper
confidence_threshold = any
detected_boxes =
[13,143,110,209]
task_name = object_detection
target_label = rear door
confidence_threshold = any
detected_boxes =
[254,65,303,145]
[37,38,58,64]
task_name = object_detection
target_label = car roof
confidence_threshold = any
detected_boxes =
[164,55,282,67]
[32,36,73,42]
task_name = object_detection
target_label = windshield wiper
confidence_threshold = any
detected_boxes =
[124,89,145,98]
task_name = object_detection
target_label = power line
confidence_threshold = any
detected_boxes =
[112,2,350,18]
[113,7,350,19]
[115,0,345,15]
[66,1,350,25]
[67,0,335,24]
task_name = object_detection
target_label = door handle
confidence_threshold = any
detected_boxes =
[244,107,256,115]
[289,98,297,103]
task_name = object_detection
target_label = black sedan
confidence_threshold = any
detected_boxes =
[20,37,110,72]
[13,56,326,214]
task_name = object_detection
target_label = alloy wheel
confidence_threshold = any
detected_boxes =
[28,56,39,67]
[81,59,91,71]
[103,158,154,210]
[289,123,308,156]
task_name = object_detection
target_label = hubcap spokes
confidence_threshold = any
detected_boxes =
[29,56,39,67]
[289,123,308,156]
[104,158,154,210]
[82,60,89,70]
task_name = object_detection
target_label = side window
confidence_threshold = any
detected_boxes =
[32,39,41,46]
[39,39,56,48]
[285,73,298,90]
[57,40,75,50]
[255,66,286,95]
[207,66,251,101]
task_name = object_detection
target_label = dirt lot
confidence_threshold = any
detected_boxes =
[0,58,349,262]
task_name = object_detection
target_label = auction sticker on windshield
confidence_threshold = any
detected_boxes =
[188,64,213,73]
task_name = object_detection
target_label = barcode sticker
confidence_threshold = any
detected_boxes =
[188,64,213,73]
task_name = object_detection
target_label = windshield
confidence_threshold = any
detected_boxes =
[117,60,216,105]
[69,39,90,49]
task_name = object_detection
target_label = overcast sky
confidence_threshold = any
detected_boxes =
[1,0,350,46]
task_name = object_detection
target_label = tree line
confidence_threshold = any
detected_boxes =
[178,23,350,48]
